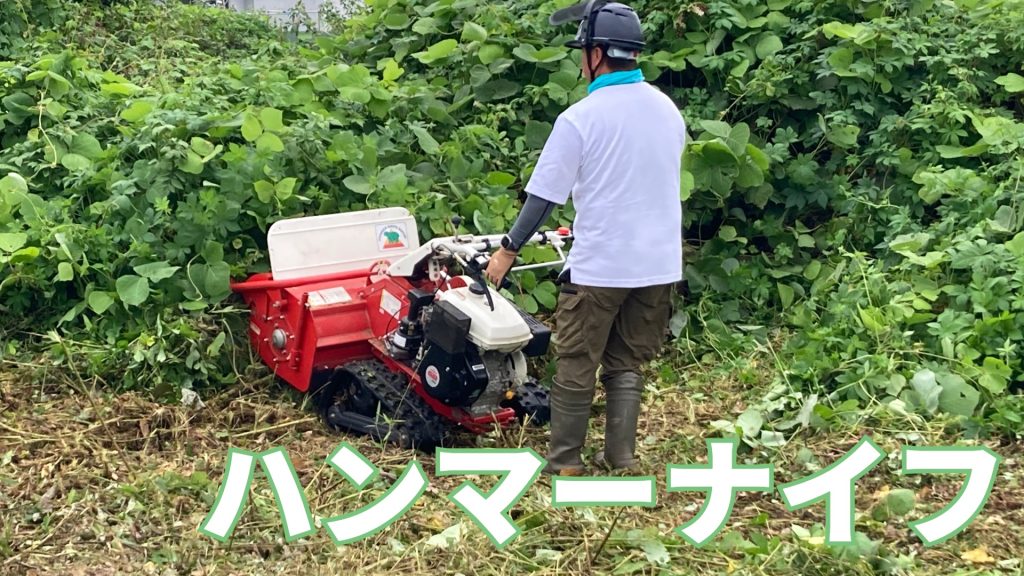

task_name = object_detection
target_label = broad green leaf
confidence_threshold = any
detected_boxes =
[995,73,1024,93]
[514,293,538,315]
[990,205,1015,233]
[337,87,372,103]
[0,172,28,197]
[970,114,1022,147]
[900,251,946,268]
[889,232,930,253]
[241,113,263,142]
[746,144,769,171]
[121,100,153,122]
[756,34,783,58]
[178,151,204,175]
[134,261,180,281]
[725,123,750,156]
[410,125,441,154]
[100,82,141,96]
[821,22,861,39]
[699,140,738,166]
[936,141,989,158]
[729,59,751,78]
[778,283,794,308]
[414,39,459,64]
[640,539,669,566]
[462,22,488,42]
[276,177,297,200]
[908,369,941,414]
[937,373,979,417]
[803,260,821,280]
[1005,232,1024,257]
[827,124,860,148]
[202,241,223,264]
[60,153,91,171]
[512,44,567,64]
[534,287,556,309]
[680,170,694,201]
[486,172,516,187]
[254,180,275,203]
[758,431,786,447]
[57,262,74,281]
[979,357,1010,394]
[260,108,284,132]
[9,247,39,264]
[412,17,439,34]
[71,133,103,159]
[256,133,285,153]
[190,137,216,157]
[736,159,764,187]
[722,258,739,275]
[383,11,410,29]
[0,233,28,252]
[475,79,520,101]
[382,59,404,82]
[737,408,763,438]
[3,92,36,124]
[699,120,732,139]
[478,44,505,65]
[470,65,492,87]
[344,174,372,195]
[204,261,232,302]
[116,275,150,307]
[378,165,407,193]
[827,48,855,74]
[525,120,553,148]
[549,71,580,90]
[88,291,115,314]
[718,225,737,241]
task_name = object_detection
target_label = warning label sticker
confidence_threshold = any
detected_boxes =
[379,290,402,318]
[307,287,353,308]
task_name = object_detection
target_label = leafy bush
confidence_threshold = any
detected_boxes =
[1,0,1023,436]
[0,0,68,59]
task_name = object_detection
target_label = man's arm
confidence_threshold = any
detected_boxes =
[484,114,582,285]
[503,194,557,251]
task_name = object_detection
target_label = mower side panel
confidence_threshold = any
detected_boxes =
[289,276,377,391]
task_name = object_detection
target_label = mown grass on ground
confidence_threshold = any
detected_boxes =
[1,339,1021,576]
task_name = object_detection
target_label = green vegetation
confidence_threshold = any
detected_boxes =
[3,0,1022,436]
[2,1,1024,573]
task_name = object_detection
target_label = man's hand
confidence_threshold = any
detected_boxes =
[484,247,517,287]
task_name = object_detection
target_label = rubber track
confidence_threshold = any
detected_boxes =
[343,359,451,451]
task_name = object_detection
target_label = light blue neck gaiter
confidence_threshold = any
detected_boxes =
[587,68,645,94]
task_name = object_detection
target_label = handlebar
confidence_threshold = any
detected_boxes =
[384,227,572,284]
[433,228,572,270]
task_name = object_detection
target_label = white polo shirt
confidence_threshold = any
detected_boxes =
[525,81,686,288]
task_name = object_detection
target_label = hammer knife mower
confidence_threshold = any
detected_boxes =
[231,207,571,450]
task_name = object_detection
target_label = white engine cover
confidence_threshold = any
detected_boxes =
[438,282,532,353]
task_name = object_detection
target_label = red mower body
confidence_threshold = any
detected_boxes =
[232,267,519,434]
[230,207,570,444]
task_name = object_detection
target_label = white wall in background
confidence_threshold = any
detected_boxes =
[227,0,358,30]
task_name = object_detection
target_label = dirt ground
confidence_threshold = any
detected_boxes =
[1,358,1022,576]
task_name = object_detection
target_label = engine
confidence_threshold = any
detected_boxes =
[405,282,550,413]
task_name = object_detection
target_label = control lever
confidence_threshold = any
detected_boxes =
[465,254,496,311]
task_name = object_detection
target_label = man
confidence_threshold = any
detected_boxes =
[484,1,687,475]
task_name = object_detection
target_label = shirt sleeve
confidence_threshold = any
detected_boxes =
[523,114,584,205]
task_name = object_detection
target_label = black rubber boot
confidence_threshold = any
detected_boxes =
[542,378,594,475]
[599,371,643,470]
